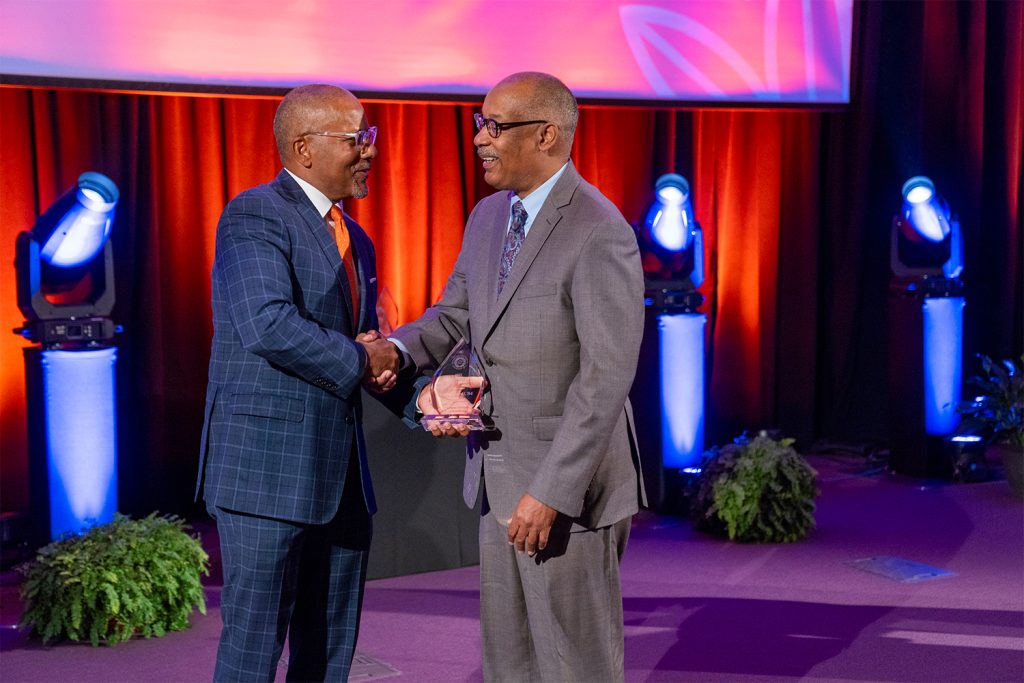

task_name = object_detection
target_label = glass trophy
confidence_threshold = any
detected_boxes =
[419,338,489,430]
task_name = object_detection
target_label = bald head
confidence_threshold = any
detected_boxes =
[273,84,361,163]
[493,72,579,156]
[273,84,375,202]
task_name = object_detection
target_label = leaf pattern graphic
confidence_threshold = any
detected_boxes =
[619,1,851,102]
[620,4,768,99]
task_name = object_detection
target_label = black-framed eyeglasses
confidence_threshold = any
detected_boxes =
[474,113,547,139]
[304,125,378,148]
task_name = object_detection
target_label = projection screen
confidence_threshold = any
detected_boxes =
[0,0,853,105]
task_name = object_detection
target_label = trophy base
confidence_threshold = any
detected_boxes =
[419,414,488,431]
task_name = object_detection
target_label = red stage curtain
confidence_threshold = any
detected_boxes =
[1,0,1020,513]
[692,110,823,438]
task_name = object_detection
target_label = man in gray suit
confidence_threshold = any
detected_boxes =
[197,84,398,681]
[392,72,645,682]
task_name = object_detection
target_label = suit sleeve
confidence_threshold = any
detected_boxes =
[527,217,645,517]
[390,203,482,373]
[215,201,367,399]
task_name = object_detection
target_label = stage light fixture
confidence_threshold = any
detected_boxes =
[13,171,121,540]
[646,174,695,252]
[891,175,962,279]
[37,171,119,267]
[888,175,964,478]
[633,173,707,508]
[16,172,119,346]
[639,173,704,289]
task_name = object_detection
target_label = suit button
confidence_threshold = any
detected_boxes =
[485,356,494,366]
[344,416,353,424]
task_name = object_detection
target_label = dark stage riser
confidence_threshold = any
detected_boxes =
[361,397,480,579]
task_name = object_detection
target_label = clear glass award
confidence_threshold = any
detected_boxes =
[419,338,489,430]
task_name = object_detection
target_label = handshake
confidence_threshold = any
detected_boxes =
[353,331,485,439]
[356,330,399,393]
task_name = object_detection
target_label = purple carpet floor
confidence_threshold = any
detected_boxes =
[3,454,1022,682]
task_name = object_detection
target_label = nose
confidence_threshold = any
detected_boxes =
[361,143,377,159]
[473,125,491,148]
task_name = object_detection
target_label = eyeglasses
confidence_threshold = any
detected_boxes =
[304,125,378,148]
[474,113,547,139]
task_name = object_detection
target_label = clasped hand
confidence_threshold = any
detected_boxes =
[356,330,398,393]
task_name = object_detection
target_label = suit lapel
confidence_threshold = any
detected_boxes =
[347,217,375,333]
[484,198,511,323]
[482,163,580,343]
[273,170,357,333]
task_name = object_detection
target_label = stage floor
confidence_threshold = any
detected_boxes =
[3,454,1022,682]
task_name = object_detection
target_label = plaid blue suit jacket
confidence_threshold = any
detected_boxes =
[197,169,378,524]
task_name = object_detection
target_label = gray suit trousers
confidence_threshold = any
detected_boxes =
[479,511,631,683]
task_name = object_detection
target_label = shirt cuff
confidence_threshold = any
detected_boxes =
[388,337,414,371]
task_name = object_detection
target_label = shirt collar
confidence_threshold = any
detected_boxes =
[510,162,569,226]
[286,168,340,219]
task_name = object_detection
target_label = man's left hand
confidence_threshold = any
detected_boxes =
[507,494,558,556]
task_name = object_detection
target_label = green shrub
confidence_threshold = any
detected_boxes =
[957,354,1023,448]
[694,433,819,542]
[19,513,209,646]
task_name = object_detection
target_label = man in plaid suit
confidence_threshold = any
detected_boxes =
[196,84,399,682]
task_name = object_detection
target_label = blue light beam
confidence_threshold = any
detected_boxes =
[922,297,963,436]
[42,348,118,538]
[659,313,705,468]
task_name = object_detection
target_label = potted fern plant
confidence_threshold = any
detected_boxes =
[958,355,1024,498]
[19,513,209,646]
[693,432,819,542]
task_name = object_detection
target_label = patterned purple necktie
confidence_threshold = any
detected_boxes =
[498,200,528,295]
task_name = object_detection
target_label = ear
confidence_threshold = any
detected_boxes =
[292,135,314,168]
[537,123,558,152]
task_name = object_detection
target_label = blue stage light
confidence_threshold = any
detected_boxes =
[16,171,119,343]
[14,171,122,541]
[644,174,695,252]
[637,173,707,500]
[36,172,119,268]
[901,176,950,243]
[892,176,962,279]
[902,175,934,203]
[887,174,966,477]
[640,174,703,289]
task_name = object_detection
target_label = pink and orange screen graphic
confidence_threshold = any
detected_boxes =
[0,0,852,104]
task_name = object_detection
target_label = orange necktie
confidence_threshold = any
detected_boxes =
[329,204,360,325]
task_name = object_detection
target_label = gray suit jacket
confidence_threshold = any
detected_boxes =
[393,162,646,530]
